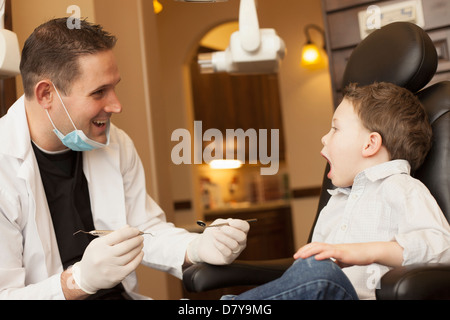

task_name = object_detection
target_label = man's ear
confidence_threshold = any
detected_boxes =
[34,80,54,110]
[362,132,383,157]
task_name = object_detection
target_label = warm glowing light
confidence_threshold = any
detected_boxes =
[209,160,243,170]
[301,44,326,69]
[302,44,320,64]
[153,0,163,14]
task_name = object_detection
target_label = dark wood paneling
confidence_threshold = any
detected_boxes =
[322,0,450,108]
[190,47,286,162]
[323,0,377,12]
[182,205,294,299]
[291,186,322,199]
[204,206,294,261]
[173,200,192,211]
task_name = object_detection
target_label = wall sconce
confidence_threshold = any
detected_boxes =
[301,24,327,69]
[153,0,163,14]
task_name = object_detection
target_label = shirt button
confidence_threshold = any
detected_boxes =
[341,224,347,231]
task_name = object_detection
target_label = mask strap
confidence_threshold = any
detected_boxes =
[51,83,78,131]
[45,109,58,131]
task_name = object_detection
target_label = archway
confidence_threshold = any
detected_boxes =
[189,21,288,208]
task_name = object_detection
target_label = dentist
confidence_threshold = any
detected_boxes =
[0,18,249,300]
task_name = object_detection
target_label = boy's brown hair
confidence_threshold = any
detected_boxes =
[344,82,432,171]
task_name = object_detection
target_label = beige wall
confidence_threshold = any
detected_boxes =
[11,0,96,95]
[10,0,334,299]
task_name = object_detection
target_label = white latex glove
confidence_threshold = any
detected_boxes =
[187,218,249,265]
[71,226,144,294]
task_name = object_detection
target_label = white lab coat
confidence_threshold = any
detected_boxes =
[0,96,198,299]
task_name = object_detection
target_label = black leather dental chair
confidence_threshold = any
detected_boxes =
[182,22,450,300]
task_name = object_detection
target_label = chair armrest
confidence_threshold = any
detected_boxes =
[376,264,450,300]
[182,258,294,293]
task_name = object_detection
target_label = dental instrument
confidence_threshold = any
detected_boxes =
[196,218,257,228]
[73,230,154,237]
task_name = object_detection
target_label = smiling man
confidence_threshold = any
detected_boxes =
[29,50,122,152]
[0,18,251,300]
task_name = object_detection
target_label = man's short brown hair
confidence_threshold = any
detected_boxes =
[344,82,432,171]
[20,18,117,98]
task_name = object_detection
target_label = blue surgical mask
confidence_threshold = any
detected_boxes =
[46,83,110,152]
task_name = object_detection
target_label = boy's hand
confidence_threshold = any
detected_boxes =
[294,241,404,268]
[294,242,372,268]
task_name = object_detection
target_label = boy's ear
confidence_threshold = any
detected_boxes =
[362,132,383,157]
[34,80,54,110]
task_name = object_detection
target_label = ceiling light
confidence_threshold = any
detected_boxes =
[175,0,228,2]
[153,0,163,14]
[209,159,243,170]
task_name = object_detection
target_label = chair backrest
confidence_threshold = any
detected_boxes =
[415,82,450,221]
[310,22,450,240]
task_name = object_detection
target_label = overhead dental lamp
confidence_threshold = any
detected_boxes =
[194,0,286,74]
[0,0,20,79]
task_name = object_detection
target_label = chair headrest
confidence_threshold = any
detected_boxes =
[342,22,438,93]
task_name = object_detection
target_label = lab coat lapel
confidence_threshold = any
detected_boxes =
[5,97,62,276]
[18,153,63,276]
[83,141,127,231]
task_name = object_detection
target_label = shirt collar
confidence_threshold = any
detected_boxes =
[363,159,411,181]
[328,160,411,196]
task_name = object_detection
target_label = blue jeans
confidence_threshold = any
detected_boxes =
[221,256,358,300]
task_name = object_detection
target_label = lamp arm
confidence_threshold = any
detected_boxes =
[239,0,261,52]
[304,24,326,50]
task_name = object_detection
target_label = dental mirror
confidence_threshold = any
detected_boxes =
[196,218,257,228]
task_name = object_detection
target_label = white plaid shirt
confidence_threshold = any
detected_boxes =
[312,160,450,299]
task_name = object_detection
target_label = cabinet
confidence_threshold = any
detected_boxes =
[322,0,450,107]
[204,202,294,260]
[182,201,294,299]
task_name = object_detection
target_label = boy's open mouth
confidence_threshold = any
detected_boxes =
[321,153,332,179]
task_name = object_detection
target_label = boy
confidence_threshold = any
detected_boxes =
[295,82,450,299]
[225,82,450,300]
